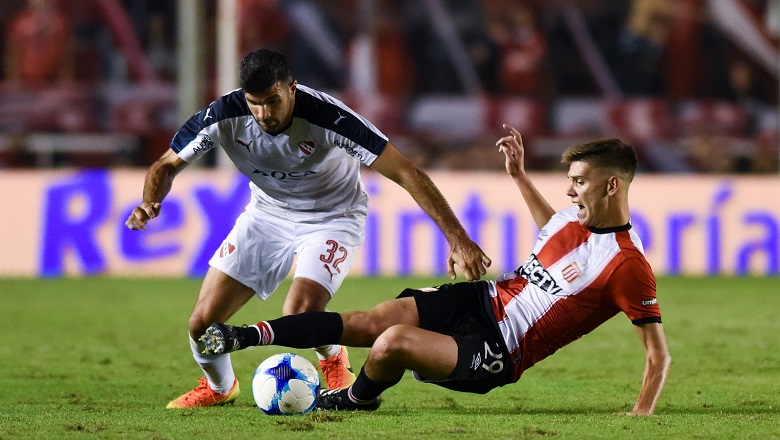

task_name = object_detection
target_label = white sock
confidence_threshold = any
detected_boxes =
[315,344,342,360]
[189,335,236,394]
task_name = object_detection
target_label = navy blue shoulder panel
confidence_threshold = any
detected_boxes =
[170,90,251,153]
[293,88,387,154]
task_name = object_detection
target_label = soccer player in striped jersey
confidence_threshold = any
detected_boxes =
[201,124,671,415]
[125,49,491,409]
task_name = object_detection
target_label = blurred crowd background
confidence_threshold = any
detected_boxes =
[1,0,779,173]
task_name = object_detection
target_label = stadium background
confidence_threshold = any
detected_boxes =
[0,0,778,277]
[1,2,779,438]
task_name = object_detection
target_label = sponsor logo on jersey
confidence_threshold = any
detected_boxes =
[642,298,658,306]
[193,135,214,154]
[219,241,235,258]
[333,139,363,160]
[251,167,318,180]
[203,107,213,120]
[516,253,563,295]
[561,262,582,283]
[236,138,252,152]
[298,141,315,156]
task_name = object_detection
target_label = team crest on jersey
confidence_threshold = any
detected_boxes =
[298,141,315,156]
[516,253,563,295]
[561,262,582,283]
[219,242,236,258]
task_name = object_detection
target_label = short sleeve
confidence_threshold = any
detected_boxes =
[171,116,221,164]
[609,256,662,325]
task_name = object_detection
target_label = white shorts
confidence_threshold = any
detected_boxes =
[208,209,365,299]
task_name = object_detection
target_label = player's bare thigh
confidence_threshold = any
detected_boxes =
[367,325,458,382]
[189,267,255,338]
[340,297,420,347]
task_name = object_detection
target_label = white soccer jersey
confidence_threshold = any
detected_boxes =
[170,84,388,222]
[489,206,662,382]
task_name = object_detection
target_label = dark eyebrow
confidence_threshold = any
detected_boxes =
[245,93,280,105]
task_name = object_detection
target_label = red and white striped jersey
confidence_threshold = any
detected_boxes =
[489,206,661,382]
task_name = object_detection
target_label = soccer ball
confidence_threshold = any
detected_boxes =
[252,353,320,415]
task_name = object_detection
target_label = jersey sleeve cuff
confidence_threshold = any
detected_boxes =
[632,316,662,326]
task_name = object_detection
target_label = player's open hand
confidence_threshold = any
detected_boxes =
[447,238,491,281]
[496,124,526,178]
[125,202,161,231]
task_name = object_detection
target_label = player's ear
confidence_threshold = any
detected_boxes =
[607,175,620,196]
[289,80,297,96]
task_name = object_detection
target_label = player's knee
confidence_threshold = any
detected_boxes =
[370,325,416,362]
[188,313,212,339]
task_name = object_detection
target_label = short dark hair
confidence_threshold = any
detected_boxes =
[561,138,637,181]
[239,49,292,93]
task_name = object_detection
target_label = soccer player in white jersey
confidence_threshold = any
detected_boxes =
[125,49,491,409]
[200,124,672,415]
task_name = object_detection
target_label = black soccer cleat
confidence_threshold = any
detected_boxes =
[316,388,381,411]
[200,322,250,355]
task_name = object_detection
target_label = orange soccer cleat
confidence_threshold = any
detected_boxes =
[166,377,240,409]
[319,346,356,390]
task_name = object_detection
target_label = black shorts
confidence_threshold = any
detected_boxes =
[397,281,511,394]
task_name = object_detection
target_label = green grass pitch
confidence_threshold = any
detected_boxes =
[0,276,778,439]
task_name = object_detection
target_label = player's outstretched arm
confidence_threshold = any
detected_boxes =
[626,322,671,415]
[496,124,555,229]
[125,150,188,231]
[370,142,491,280]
